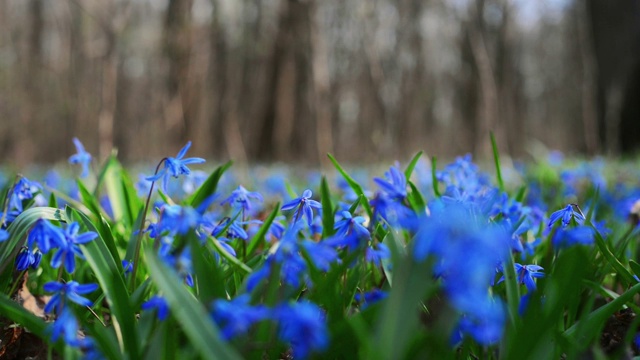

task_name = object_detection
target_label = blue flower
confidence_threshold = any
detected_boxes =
[333,211,370,240]
[373,165,407,201]
[498,263,544,292]
[68,137,92,178]
[281,189,321,227]
[155,204,203,236]
[122,260,133,275]
[0,229,8,242]
[48,307,81,346]
[146,141,205,192]
[15,247,35,271]
[211,295,268,340]
[365,242,390,266]
[51,222,98,273]
[28,219,65,253]
[552,226,595,248]
[43,280,99,314]
[221,186,264,214]
[355,289,388,309]
[10,177,42,213]
[142,296,170,321]
[548,204,585,228]
[274,301,328,359]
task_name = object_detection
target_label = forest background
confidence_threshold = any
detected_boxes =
[0,0,638,166]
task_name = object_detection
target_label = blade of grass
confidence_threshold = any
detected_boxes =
[320,176,335,238]
[70,207,139,359]
[404,151,423,180]
[246,203,279,256]
[145,247,242,360]
[187,161,232,208]
[431,156,441,198]
[490,131,505,192]
[327,153,373,219]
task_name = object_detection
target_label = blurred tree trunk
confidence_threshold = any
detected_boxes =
[575,1,600,155]
[587,0,640,154]
[163,0,194,147]
[257,0,313,162]
[468,0,499,158]
[309,0,333,167]
[17,0,44,163]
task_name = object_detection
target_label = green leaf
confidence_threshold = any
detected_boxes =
[70,207,138,359]
[145,247,242,360]
[503,251,521,327]
[374,257,434,360]
[404,151,423,180]
[77,179,109,221]
[490,131,505,192]
[98,154,142,227]
[208,237,252,274]
[320,176,335,238]
[407,181,426,214]
[327,153,373,219]
[630,260,640,276]
[591,224,635,285]
[187,161,232,208]
[431,157,441,198]
[565,282,640,341]
[246,203,280,256]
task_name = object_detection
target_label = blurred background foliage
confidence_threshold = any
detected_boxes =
[0,0,639,165]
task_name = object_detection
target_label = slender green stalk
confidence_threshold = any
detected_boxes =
[129,158,166,292]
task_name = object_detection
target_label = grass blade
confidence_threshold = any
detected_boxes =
[490,132,505,192]
[327,153,373,219]
[145,247,242,360]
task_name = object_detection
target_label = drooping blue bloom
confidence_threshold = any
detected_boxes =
[365,242,390,266]
[498,263,544,292]
[247,224,336,290]
[552,226,595,248]
[300,240,338,272]
[373,165,407,201]
[146,141,206,192]
[155,204,202,236]
[452,297,506,346]
[68,137,92,178]
[142,296,170,321]
[333,211,370,240]
[48,307,81,346]
[274,301,328,359]
[548,204,585,228]
[412,202,509,344]
[370,192,413,227]
[28,219,65,253]
[221,185,264,214]
[267,216,286,241]
[0,210,20,228]
[80,337,105,360]
[50,222,98,273]
[10,177,42,213]
[281,189,322,227]
[122,260,133,275]
[211,294,268,340]
[43,280,99,314]
[15,247,35,271]
[355,289,388,309]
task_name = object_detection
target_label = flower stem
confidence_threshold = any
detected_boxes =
[129,158,166,292]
